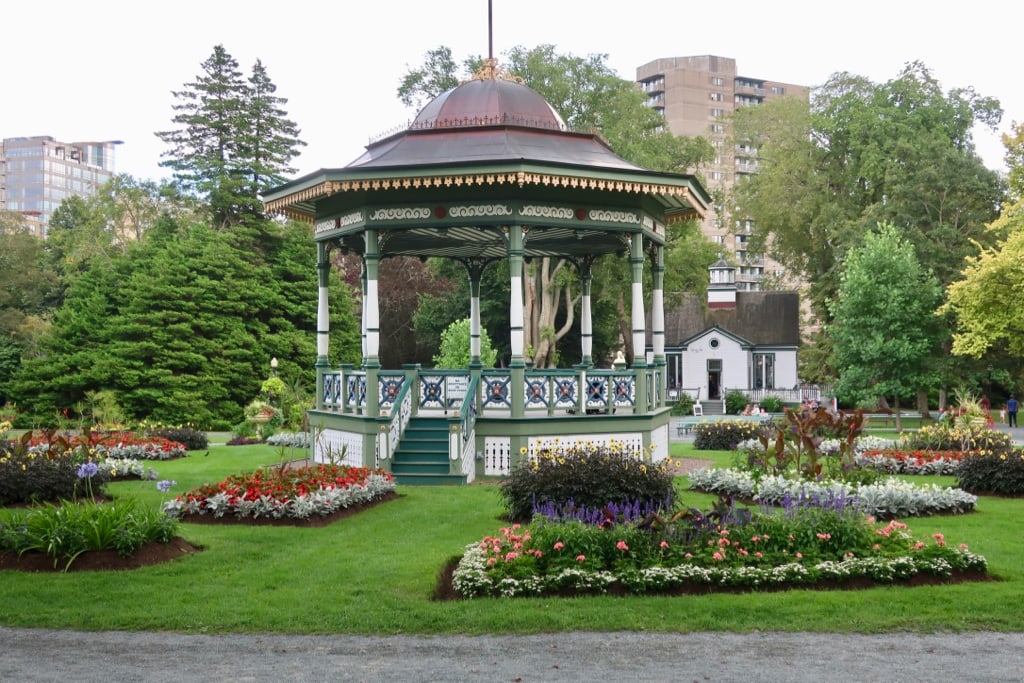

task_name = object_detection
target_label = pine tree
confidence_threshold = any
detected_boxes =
[156,45,304,230]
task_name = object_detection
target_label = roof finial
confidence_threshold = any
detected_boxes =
[488,0,493,61]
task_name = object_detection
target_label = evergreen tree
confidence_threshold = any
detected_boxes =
[156,45,304,230]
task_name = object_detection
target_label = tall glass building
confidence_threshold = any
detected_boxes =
[0,136,120,237]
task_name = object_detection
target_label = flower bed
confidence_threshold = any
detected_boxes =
[98,457,159,481]
[163,464,396,522]
[687,468,977,518]
[24,431,187,460]
[451,511,987,598]
[856,449,970,475]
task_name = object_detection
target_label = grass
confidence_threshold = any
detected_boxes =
[0,442,1021,635]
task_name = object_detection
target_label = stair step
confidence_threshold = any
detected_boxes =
[392,473,468,486]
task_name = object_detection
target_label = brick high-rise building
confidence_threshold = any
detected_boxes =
[637,56,808,290]
[0,136,120,237]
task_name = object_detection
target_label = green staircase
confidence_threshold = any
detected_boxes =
[390,416,467,485]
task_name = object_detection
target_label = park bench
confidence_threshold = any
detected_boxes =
[675,413,782,437]
[862,412,919,427]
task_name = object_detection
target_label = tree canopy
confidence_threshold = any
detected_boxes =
[827,223,943,423]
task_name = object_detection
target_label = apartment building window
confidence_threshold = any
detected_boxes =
[710,171,726,181]
[710,108,725,118]
[710,92,724,102]
[735,234,748,244]
[711,76,725,86]
[771,86,785,95]
[711,235,724,244]
[710,123,725,133]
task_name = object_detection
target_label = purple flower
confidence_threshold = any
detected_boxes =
[77,462,99,479]
[156,479,176,492]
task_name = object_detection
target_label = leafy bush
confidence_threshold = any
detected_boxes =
[0,433,109,505]
[669,393,695,416]
[955,450,1024,495]
[725,390,749,415]
[759,395,785,413]
[693,421,766,451]
[144,425,208,451]
[499,442,674,521]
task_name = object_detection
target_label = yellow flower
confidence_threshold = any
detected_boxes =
[111,468,118,476]
[520,447,527,455]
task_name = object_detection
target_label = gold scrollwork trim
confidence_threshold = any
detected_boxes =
[589,209,640,224]
[520,205,574,219]
[368,207,431,221]
[448,204,513,217]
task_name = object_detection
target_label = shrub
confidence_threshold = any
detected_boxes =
[144,425,208,451]
[499,442,674,521]
[955,450,1024,495]
[669,393,695,416]
[725,390,749,415]
[759,395,785,413]
[0,433,109,505]
[693,421,766,451]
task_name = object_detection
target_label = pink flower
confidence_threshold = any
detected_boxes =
[913,542,925,550]
[575,554,586,562]
[504,551,520,562]
[712,552,724,561]
[959,543,969,550]
[659,541,669,549]
[553,541,565,551]
[487,557,497,566]
[816,533,831,540]
[751,536,761,543]
[795,552,803,559]
[684,553,693,559]
[754,552,763,559]
[616,540,629,551]
[872,544,881,551]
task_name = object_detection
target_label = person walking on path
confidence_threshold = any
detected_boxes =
[1008,395,1019,428]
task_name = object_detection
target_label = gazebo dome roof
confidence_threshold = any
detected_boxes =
[411,76,567,132]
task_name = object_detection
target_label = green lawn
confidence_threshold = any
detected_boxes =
[0,442,1021,635]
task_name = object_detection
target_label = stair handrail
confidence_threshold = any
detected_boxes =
[452,374,480,465]
[382,378,414,460]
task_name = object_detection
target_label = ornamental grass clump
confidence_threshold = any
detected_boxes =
[0,496,179,572]
[499,441,673,521]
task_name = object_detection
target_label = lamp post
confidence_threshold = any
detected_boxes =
[270,357,278,377]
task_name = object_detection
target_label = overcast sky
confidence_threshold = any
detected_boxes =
[4,0,1019,183]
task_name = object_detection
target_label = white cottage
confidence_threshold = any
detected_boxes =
[655,258,800,402]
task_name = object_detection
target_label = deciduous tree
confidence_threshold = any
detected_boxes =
[827,223,943,429]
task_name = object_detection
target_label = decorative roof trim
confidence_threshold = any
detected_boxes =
[466,57,525,84]
[264,171,704,223]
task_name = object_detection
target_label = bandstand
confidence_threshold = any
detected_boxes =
[262,61,709,483]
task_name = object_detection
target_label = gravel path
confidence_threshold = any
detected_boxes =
[3,627,1023,682]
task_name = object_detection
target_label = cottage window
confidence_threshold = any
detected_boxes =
[753,353,775,389]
